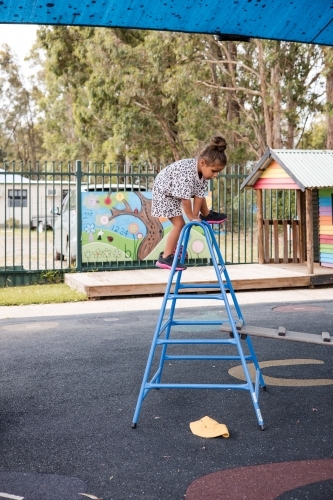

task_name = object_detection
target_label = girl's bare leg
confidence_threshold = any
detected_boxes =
[163,215,185,257]
[197,196,210,217]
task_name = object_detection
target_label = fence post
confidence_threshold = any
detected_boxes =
[75,160,82,272]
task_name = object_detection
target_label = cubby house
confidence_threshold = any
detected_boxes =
[241,149,333,274]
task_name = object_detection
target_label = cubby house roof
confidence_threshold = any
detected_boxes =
[241,148,333,192]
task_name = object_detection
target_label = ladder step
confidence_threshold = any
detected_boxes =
[156,338,236,345]
[220,324,333,346]
[146,383,249,390]
[167,294,226,300]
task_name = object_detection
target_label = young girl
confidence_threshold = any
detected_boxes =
[152,136,228,271]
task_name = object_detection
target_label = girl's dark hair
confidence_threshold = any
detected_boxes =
[199,136,227,166]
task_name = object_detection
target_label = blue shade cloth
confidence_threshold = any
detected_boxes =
[0,0,332,46]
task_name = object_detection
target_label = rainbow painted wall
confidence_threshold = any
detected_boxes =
[319,188,333,268]
[253,160,299,190]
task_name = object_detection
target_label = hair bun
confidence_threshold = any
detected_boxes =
[210,136,227,152]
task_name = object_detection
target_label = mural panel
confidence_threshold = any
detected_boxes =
[81,191,211,263]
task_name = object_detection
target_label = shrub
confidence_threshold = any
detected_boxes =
[6,218,20,228]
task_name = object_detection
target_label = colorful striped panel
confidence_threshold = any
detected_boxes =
[319,207,332,215]
[260,165,290,179]
[319,200,332,207]
[319,216,332,224]
[320,262,333,268]
[319,234,333,245]
[320,226,333,234]
[320,243,333,254]
[320,254,333,262]
[319,188,333,268]
[253,178,299,190]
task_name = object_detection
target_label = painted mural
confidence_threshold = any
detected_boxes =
[81,191,211,263]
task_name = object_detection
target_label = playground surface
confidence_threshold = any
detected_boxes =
[0,289,332,499]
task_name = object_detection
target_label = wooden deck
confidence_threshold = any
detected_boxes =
[65,262,333,299]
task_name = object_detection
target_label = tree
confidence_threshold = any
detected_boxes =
[196,38,323,157]
[0,44,43,166]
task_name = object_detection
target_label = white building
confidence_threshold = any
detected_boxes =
[0,168,75,229]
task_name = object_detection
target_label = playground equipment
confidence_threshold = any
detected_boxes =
[132,220,267,430]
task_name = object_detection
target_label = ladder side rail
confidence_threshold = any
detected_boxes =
[206,222,244,321]
[132,251,185,427]
[202,222,265,427]
[245,336,266,390]
[205,221,266,390]
[155,225,192,383]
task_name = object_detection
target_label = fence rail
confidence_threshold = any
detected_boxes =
[0,160,299,286]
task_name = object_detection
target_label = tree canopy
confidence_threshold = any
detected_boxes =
[0,27,331,169]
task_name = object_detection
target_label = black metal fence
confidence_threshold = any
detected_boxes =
[0,160,299,286]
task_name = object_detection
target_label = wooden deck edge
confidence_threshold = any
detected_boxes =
[65,275,90,295]
[310,274,333,286]
[65,273,313,299]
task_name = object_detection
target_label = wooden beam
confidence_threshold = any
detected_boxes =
[264,220,270,263]
[283,220,288,262]
[220,323,333,346]
[292,220,298,263]
[305,188,314,274]
[273,220,279,263]
[296,190,304,262]
[257,189,264,264]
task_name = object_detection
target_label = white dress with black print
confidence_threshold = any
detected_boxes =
[151,158,208,218]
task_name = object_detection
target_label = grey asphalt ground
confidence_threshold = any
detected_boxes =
[0,289,333,499]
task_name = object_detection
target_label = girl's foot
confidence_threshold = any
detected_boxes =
[156,252,187,271]
[200,210,227,224]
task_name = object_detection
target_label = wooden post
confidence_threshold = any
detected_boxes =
[257,189,264,264]
[283,220,288,263]
[305,188,314,274]
[264,220,270,263]
[273,220,279,263]
[296,190,304,263]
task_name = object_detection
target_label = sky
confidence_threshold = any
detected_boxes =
[0,24,38,77]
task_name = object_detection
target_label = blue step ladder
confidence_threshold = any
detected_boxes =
[132,221,266,430]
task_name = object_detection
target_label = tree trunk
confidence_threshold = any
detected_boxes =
[271,44,283,149]
[226,42,240,123]
[326,64,333,149]
[256,40,272,151]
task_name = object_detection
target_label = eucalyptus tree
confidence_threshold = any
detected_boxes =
[0,44,42,166]
[197,38,323,158]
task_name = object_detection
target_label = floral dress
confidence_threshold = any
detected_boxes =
[151,158,208,218]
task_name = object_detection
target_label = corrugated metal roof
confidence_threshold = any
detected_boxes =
[0,1,333,47]
[241,149,333,191]
[273,149,333,189]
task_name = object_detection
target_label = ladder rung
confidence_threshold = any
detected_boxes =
[167,294,226,300]
[170,320,227,326]
[164,354,253,361]
[156,338,236,345]
[146,383,249,390]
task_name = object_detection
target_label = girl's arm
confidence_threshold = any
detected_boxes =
[181,198,202,221]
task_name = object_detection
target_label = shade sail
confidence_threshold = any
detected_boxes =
[0,0,333,46]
